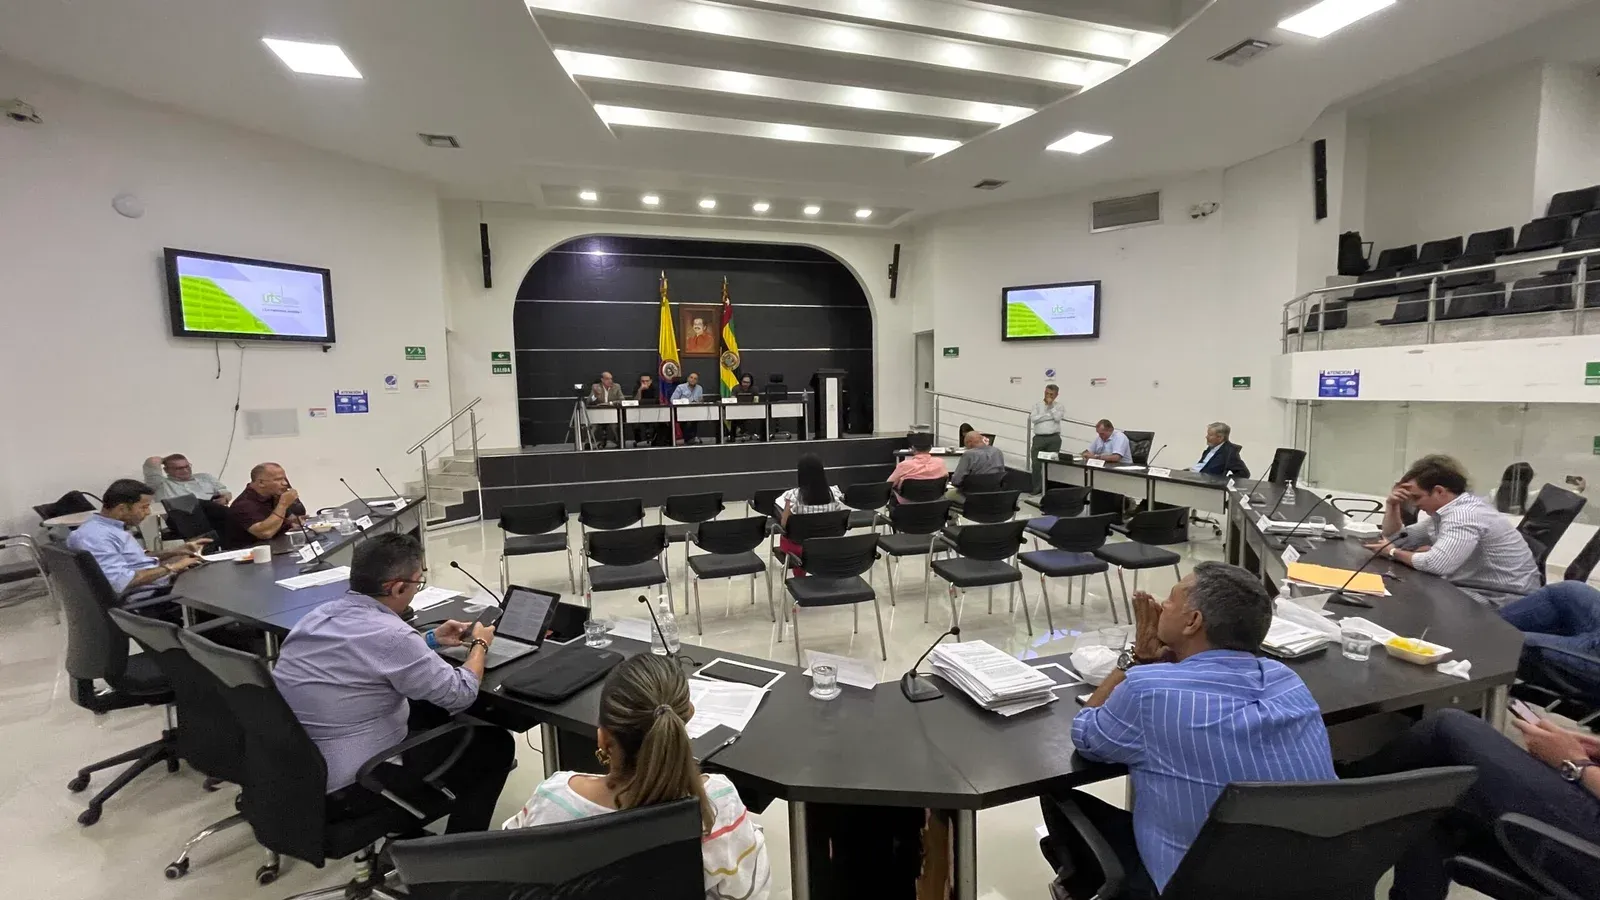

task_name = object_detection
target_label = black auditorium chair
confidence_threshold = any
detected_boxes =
[1440,282,1508,320]
[1026,486,1090,544]
[684,516,771,634]
[1517,484,1587,581]
[748,487,786,552]
[1374,244,1419,271]
[1575,211,1600,241]
[927,520,1032,633]
[781,533,885,665]
[1512,217,1573,255]
[1448,814,1600,900]
[498,502,574,593]
[899,475,950,504]
[34,489,98,524]
[1440,253,1497,290]
[1125,431,1155,465]
[1497,273,1575,315]
[773,510,851,577]
[1042,768,1477,900]
[660,491,725,575]
[584,525,670,609]
[1094,507,1189,624]
[177,628,469,894]
[842,481,892,531]
[389,798,706,900]
[1377,291,1434,326]
[1466,226,1517,258]
[1547,185,1600,220]
[1267,448,1307,484]
[107,609,250,880]
[1351,269,1396,301]
[1554,236,1600,279]
[1417,236,1464,264]
[948,489,1021,529]
[42,543,180,826]
[1019,514,1116,634]
[1395,261,1445,294]
[1287,300,1349,336]
[578,497,645,532]
[878,499,952,607]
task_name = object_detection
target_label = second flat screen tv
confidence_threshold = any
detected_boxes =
[1001,280,1100,341]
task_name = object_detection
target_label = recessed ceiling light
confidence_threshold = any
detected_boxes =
[803,205,822,216]
[261,38,362,79]
[752,201,771,213]
[1047,131,1113,154]
[855,208,873,219]
[578,190,598,202]
[641,194,661,206]
[699,198,718,210]
[1277,0,1395,38]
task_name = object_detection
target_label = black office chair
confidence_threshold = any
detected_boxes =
[842,481,892,531]
[661,492,725,589]
[877,499,951,608]
[584,525,670,609]
[1019,514,1117,634]
[781,533,886,664]
[1448,813,1600,900]
[766,374,797,440]
[107,609,250,880]
[390,797,705,900]
[1025,486,1090,543]
[1124,431,1155,465]
[33,489,98,523]
[685,516,771,634]
[948,490,1021,529]
[1495,463,1537,514]
[0,532,59,623]
[927,520,1032,633]
[1094,506,1189,624]
[1563,527,1600,583]
[1043,767,1477,900]
[1267,448,1307,484]
[955,470,1005,496]
[41,543,179,826]
[177,628,468,893]
[498,502,574,593]
[579,497,646,532]
[899,475,950,503]
[160,494,212,543]
[1518,484,1587,582]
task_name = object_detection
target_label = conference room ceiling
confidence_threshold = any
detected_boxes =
[0,0,1593,228]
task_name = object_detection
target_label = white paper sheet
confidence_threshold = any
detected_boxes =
[410,586,463,611]
[686,678,768,738]
[275,566,351,590]
[1336,616,1398,644]
[201,548,255,562]
[607,617,656,643]
[373,498,408,510]
[802,650,879,690]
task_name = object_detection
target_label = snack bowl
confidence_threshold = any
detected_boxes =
[1383,636,1451,665]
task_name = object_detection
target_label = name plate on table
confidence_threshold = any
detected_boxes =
[1037,451,1060,461]
[354,515,374,530]
[620,399,640,407]
[671,399,690,405]
[1281,543,1301,566]
[1085,459,1107,468]
[295,541,325,563]
[721,397,738,404]
[1148,467,1172,478]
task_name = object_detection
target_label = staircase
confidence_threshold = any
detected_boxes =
[405,398,486,530]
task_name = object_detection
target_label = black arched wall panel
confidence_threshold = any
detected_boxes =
[514,236,874,446]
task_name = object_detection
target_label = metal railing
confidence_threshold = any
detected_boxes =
[1282,246,1594,352]
[926,389,1097,472]
[406,397,482,525]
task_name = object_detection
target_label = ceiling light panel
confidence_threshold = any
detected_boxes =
[538,185,906,224]
[595,105,959,155]
[1046,131,1112,154]
[261,38,363,78]
[1277,0,1396,38]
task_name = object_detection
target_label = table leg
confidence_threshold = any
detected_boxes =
[1483,684,1509,730]
[789,800,811,900]
[181,605,196,628]
[264,632,280,659]
[540,723,561,777]
[952,809,977,900]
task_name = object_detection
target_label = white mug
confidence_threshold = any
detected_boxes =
[251,545,272,564]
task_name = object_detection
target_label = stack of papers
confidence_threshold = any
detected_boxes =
[1258,515,1333,536]
[686,678,768,738]
[1287,562,1388,596]
[275,566,351,590]
[409,586,463,611]
[1262,617,1334,656]
[929,640,1057,716]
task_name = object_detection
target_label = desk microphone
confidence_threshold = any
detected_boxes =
[1280,493,1334,548]
[449,560,506,623]
[374,467,404,501]
[1323,537,1398,609]
[1261,478,1300,524]
[339,477,380,519]
[1240,473,1269,506]
[1145,444,1168,467]
[637,594,677,658]
[901,626,961,702]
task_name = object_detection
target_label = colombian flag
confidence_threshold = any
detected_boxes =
[718,277,740,397]
[657,272,680,401]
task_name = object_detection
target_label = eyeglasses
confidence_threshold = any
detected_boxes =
[391,576,428,590]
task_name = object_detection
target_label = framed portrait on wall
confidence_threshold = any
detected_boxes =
[680,304,721,357]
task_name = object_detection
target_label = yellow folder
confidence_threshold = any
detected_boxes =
[1287,562,1386,595]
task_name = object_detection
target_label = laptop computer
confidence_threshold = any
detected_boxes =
[438,584,562,669]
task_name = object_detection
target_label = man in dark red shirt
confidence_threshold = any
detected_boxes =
[224,462,307,548]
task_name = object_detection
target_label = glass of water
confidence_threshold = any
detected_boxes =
[583,618,612,648]
[1341,627,1375,662]
[809,664,842,700]
[287,529,307,550]
[1308,516,1327,542]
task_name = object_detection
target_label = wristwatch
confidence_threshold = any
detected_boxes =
[1116,648,1139,671]
[1560,759,1597,783]
[464,638,489,654]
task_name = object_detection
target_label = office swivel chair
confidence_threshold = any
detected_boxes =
[1448,813,1600,900]
[1517,484,1587,583]
[1124,431,1155,466]
[1494,463,1536,514]
[766,374,798,440]
[1266,448,1308,484]
[389,797,705,900]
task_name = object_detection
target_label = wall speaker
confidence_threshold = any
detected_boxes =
[480,221,493,289]
[1312,139,1328,221]
[888,243,900,299]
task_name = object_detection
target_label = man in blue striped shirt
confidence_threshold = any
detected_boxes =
[1041,562,1336,896]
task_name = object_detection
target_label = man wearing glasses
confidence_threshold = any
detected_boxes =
[272,533,513,833]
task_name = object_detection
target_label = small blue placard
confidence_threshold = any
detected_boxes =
[334,390,370,414]
[1318,369,1360,398]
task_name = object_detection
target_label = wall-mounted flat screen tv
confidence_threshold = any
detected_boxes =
[1001,280,1100,341]
[164,248,336,344]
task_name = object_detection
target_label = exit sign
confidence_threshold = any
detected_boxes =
[492,363,513,375]
[1587,362,1600,386]
[1232,376,1251,390]
[491,351,511,362]
[943,347,959,358]
[404,345,426,361]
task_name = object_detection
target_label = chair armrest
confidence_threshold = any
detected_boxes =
[1496,813,1600,899]
[355,721,475,819]
[931,533,957,555]
[1042,793,1127,900]
[1444,855,1545,900]
[121,593,177,612]
[186,616,242,635]
[1526,645,1600,700]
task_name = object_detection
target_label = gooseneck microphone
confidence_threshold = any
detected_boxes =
[374,467,403,500]
[450,560,502,605]
[1280,493,1335,548]
[1323,537,1400,609]
[296,518,333,572]
[1240,472,1270,506]
[637,594,676,658]
[901,626,961,702]
[339,477,380,518]
[1145,444,1168,467]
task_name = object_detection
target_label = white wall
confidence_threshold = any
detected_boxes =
[1534,63,1600,209]
[1275,334,1600,403]
[439,202,909,451]
[0,58,452,539]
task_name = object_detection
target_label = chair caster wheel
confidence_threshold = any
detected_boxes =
[78,805,102,826]
[166,757,181,774]
[255,864,279,886]
[202,777,223,792]
[165,860,189,880]
[67,774,90,793]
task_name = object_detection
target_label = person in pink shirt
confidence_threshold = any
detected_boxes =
[888,432,947,499]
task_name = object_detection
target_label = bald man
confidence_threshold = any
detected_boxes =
[223,462,308,549]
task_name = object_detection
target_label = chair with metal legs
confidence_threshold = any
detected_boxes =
[842,481,892,532]
[897,476,949,504]
[576,498,646,593]
[583,525,671,610]
[660,493,725,600]
[684,516,770,634]
[926,520,1032,633]
[748,488,786,553]
[781,534,886,665]
[1025,486,1091,545]
[876,499,951,608]
[1093,506,1189,622]
[1018,513,1117,632]
[945,490,1021,533]
[497,502,574,593]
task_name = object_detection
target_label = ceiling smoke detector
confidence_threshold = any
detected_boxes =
[1210,39,1277,66]
[418,133,461,149]
[973,178,1008,190]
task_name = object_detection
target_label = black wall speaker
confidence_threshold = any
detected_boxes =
[480,222,493,289]
[1312,139,1328,221]
[888,243,900,299]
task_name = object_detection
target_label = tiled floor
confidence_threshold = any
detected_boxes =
[0,514,1481,899]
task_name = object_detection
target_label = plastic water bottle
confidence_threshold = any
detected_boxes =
[651,594,681,655]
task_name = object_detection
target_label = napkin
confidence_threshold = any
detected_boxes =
[1071,645,1120,686]
[1436,660,1472,680]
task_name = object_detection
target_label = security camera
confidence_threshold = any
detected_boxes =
[1188,201,1219,220]
[3,99,41,124]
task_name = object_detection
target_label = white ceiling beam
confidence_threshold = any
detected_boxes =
[593,105,961,155]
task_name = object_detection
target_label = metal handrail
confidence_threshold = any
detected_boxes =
[1280,246,1587,310]
[924,389,1097,430]
[406,397,483,454]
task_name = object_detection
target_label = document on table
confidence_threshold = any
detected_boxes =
[686,678,769,738]
[802,650,879,690]
[1287,562,1387,595]
[607,617,656,643]
[372,498,409,510]
[275,566,351,590]
[201,548,255,562]
[1263,617,1333,656]
[409,586,462,612]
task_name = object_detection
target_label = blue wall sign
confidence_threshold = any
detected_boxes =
[334,390,370,414]
[1318,369,1360,398]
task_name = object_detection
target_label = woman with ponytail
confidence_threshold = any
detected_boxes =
[503,653,770,899]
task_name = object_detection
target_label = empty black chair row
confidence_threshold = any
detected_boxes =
[1378,276,1596,325]
[1547,184,1600,220]
[1287,300,1349,335]
[1512,216,1574,255]
[1373,244,1417,270]
[1352,262,1443,301]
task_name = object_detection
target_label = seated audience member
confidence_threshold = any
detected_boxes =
[1500,580,1600,690]
[1040,562,1336,897]
[672,372,706,444]
[142,453,232,505]
[728,372,763,442]
[1081,418,1132,463]
[888,432,946,498]
[1343,708,1600,900]
[272,533,512,832]
[633,373,660,447]
[66,479,208,597]
[504,653,770,899]
[947,428,1005,501]
[777,454,847,573]
[1366,456,1540,606]
[1190,422,1250,478]
[224,462,307,549]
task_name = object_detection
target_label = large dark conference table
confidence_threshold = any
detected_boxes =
[164,487,1524,900]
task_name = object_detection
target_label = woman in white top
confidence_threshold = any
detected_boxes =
[775,453,847,574]
[503,654,770,900]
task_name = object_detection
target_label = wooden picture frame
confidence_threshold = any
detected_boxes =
[680,304,721,358]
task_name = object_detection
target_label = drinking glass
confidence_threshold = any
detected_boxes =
[1308,516,1327,543]
[288,529,307,550]
[1341,627,1375,662]
[583,618,612,648]
[809,664,841,700]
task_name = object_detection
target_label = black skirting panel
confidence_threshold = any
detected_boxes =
[478,435,904,515]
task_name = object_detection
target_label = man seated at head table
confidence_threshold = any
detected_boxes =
[142,453,231,505]
[1190,422,1250,478]
[222,462,308,549]
[945,428,1005,502]
[672,372,706,443]
[1367,455,1540,607]
[272,532,514,833]
[587,371,624,449]
[66,479,209,598]
[632,373,659,447]
[888,432,947,499]
[1039,562,1336,898]
[1082,418,1132,463]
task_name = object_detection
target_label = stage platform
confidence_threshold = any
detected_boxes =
[477,433,906,515]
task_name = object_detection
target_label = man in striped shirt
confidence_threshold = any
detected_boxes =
[1369,456,1540,607]
[1040,562,1336,896]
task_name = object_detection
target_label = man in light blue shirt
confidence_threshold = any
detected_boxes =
[142,454,231,504]
[1040,562,1336,896]
[671,372,706,443]
[66,479,208,596]
[1081,418,1132,463]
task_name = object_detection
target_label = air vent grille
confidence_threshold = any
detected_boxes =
[243,409,300,439]
[1211,39,1276,67]
[1091,191,1161,232]
[973,179,1008,190]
